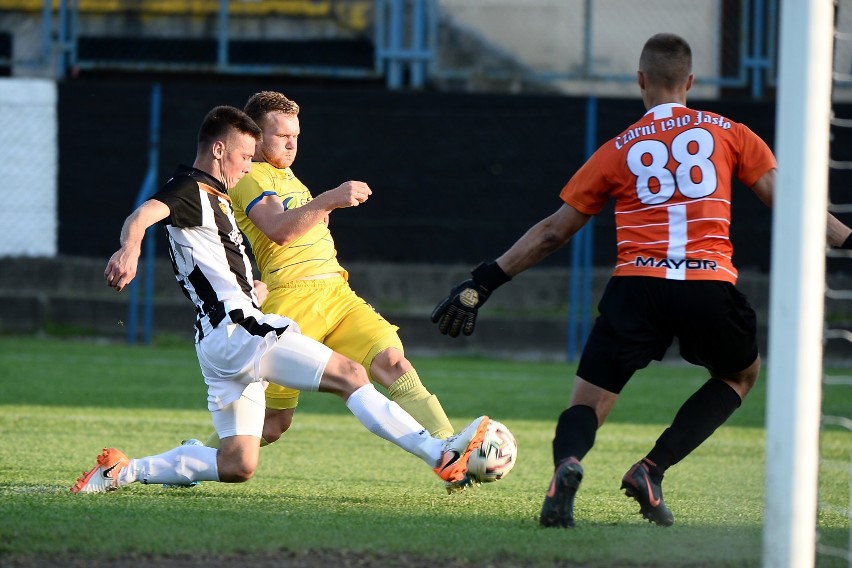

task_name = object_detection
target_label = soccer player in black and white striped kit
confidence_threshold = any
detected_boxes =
[71,105,489,494]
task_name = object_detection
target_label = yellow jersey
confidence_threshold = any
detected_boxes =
[229,162,347,289]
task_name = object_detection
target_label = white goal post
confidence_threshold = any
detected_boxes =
[762,1,835,567]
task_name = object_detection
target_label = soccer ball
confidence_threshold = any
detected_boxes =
[466,420,518,484]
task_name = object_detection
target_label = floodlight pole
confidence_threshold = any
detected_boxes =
[763,1,834,567]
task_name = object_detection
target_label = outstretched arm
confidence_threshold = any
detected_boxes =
[828,214,852,249]
[495,204,592,277]
[104,199,170,292]
[750,168,852,248]
[432,204,591,337]
[248,181,372,246]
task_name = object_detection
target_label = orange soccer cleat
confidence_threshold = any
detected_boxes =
[433,416,490,484]
[70,448,130,494]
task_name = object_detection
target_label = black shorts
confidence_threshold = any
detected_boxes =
[576,276,759,394]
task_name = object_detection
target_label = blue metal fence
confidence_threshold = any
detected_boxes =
[16,0,780,95]
[13,0,783,351]
[566,96,597,361]
[126,84,161,345]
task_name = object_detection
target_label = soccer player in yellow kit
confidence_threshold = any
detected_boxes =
[207,91,458,486]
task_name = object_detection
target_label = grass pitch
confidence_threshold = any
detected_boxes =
[1,336,850,567]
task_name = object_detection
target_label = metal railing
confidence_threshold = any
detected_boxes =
[2,0,783,95]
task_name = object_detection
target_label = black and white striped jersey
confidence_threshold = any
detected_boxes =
[153,165,260,342]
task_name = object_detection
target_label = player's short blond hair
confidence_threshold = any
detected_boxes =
[244,91,300,126]
[639,33,692,89]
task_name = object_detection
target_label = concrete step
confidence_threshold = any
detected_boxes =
[3,256,852,362]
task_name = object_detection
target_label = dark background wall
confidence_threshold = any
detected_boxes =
[58,79,810,273]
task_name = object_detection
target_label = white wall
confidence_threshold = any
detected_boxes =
[440,0,722,98]
[0,78,57,257]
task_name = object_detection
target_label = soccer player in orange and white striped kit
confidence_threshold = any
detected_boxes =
[432,32,852,528]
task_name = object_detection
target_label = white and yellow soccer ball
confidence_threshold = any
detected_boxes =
[466,419,518,484]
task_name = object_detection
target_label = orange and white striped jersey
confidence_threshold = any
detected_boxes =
[560,103,776,284]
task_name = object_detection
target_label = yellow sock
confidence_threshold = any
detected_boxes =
[204,432,270,448]
[204,432,220,449]
[387,369,454,439]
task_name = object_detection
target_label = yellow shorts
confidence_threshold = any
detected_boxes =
[262,276,403,410]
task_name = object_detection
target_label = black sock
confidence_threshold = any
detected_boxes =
[552,405,598,466]
[646,378,742,476]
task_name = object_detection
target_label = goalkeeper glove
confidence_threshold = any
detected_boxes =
[431,261,511,337]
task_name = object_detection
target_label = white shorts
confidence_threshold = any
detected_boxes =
[211,380,267,438]
[196,312,333,413]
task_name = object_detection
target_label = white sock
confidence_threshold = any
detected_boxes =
[345,384,445,467]
[119,445,220,486]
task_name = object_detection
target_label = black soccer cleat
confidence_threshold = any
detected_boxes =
[620,459,674,527]
[539,457,584,528]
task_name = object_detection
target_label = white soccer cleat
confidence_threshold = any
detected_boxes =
[70,448,129,494]
[433,415,490,484]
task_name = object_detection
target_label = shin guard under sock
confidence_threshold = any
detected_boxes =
[387,370,454,439]
[552,405,598,466]
[646,378,742,475]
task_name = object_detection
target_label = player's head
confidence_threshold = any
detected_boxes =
[244,91,301,169]
[196,105,262,189]
[638,33,694,104]
[244,90,300,123]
